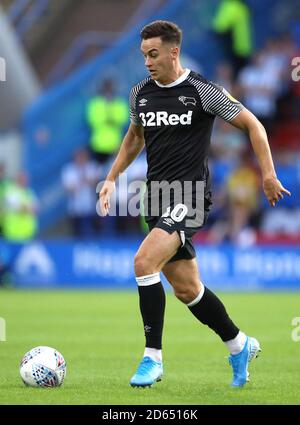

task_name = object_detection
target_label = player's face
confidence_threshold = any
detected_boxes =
[141,37,178,84]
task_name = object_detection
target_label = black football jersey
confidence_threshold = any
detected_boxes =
[129,69,243,203]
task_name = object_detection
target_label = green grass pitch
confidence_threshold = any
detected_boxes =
[0,289,299,405]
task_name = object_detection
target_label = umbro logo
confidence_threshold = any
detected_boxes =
[162,217,174,227]
[179,96,197,106]
[139,98,148,106]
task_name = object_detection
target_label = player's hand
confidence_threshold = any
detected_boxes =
[263,176,291,207]
[99,180,116,216]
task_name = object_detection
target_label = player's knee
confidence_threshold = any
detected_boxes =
[174,282,202,304]
[134,253,154,276]
[174,288,195,304]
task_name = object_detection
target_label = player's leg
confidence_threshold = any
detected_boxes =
[163,258,241,343]
[163,258,261,387]
[135,227,181,275]
[130,227,181,387]
[134,227,180,356]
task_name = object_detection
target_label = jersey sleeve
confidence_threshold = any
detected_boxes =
[129,88,141,125]
[201,82,243,122]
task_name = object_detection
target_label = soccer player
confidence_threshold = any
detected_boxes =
[99,21,290,387]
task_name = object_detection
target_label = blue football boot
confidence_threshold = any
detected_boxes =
[130,356,163,388]
[229,336,261,387]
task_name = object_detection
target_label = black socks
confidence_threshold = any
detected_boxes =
[188,286,239,342]
[137,281,166,349]
[136,272,238,348]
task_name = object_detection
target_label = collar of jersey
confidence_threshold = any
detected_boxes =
[154,68,191,88]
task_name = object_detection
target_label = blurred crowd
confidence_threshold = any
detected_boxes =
[205,31,300,245]
[0,0,299,246]
[206,0,300,246]
[57,26,300,246]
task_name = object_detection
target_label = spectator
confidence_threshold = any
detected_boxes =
[238,51,280,133]
[208,120,247,227]
[263,36,297,121]
[208,149,260,245]
[212,0,253,76]
[62,148,101,237]
[86,78,129,165]
[226,151,260,242]
[2,172,39,242]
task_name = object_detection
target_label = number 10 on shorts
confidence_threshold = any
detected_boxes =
[162,204,188,222]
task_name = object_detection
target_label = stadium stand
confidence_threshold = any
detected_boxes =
[1,0,299,244]
[0,0,299,290]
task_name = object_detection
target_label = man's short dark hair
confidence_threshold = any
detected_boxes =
[140,20,182,46]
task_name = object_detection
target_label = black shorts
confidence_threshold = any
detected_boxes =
[147,200,210,263]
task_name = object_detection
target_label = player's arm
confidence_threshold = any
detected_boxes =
[99,123,145,215]
[201,81,291,207]
[230,108,291,207]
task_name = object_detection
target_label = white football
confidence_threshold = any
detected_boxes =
[20,346,67,387]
